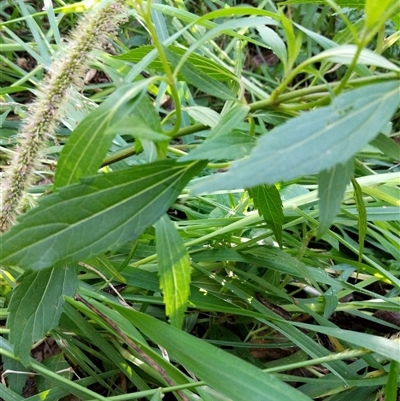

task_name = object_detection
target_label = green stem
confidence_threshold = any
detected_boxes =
[140,0,182,137]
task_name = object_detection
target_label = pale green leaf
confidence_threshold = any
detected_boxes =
[182,131,256,161]
[316,45,400,72]
[183,106,221,128]
[155,214,191,329]
[1,160,206,270]
[55,82,153,189]
[192,81,400,193]
[293,321,400,363]
[318,159,354,236]
[256,25,287,67]
[7,265,78,365]
[113,306,313,401]
[182,105,253,161]
[248,185,283,247]
[208,105,250,140]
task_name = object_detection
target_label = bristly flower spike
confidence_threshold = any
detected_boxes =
[0,0,127,233]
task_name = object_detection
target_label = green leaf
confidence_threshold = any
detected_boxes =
[0,384,24,401]
[1,160,206,270]
[365,0,400,31]
[351,177,367,263]
[317,159,354,236]
[112,306,313,401]
[182,131,256,161]
[315,45,400,72]
[7,265,78,365]
[155,214,191,329]
[248,185,283,247]
[256,25,287,68]
[182,104,253,161]
[292,321,400,363]
[370,133,400,160]
[183,106,221,128]
[54,82,153,189]
[165,49,235,100]
[115,45,236,81]
[192,81,400,193]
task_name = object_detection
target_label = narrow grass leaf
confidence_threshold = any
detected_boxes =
[155,214,192,329]
[1,160,206,270]
[192,81,400,193]
[292,322,400,363]
[7,265,78,365]
[113,306,312,401]
[385,360,399,401]
[370,133,400,160]
[55,82,152,189]
[248,185,283,247]
[351,177,367,263]
[318,159,354,236]
[0,384,24,401]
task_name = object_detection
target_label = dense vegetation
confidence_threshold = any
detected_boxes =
[1,0,399,400]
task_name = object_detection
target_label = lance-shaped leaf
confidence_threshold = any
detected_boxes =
[155,214,191,329]
[317,159,354,236]
[7,265,78,365]
[248,184,283,247]
[55,82,161,189]
[1,160,206,270]
[192,81,400,194]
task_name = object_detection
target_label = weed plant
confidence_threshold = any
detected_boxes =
[0,1,399,400]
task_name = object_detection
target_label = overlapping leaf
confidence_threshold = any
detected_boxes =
[7,265,78,365]
[113,306,312,401]
[1,160,206,270]
[55,82,159,189]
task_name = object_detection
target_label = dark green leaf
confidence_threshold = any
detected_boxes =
[115,45,236,81]
[248,185,283,247]
[317,159,354,236]
[1,160,206,270]
[165,49,235,100]
[7,265,78,365]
